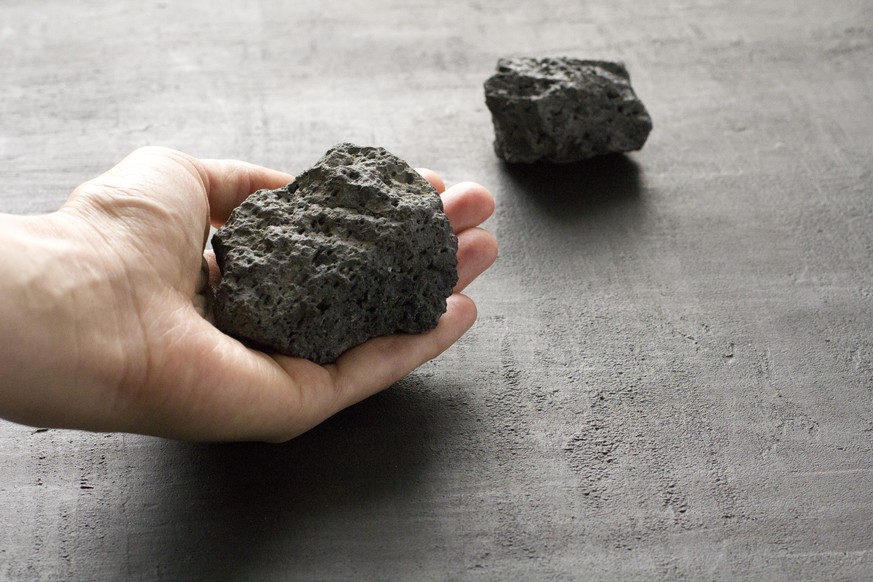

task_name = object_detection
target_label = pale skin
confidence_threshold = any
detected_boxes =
[0,147,497,442]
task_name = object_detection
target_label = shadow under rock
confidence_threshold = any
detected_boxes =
[500,154,643,222]
[123,377,470,578]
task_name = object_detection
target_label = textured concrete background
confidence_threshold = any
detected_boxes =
[2,0,872,579]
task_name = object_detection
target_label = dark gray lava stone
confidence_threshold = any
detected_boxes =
[211,143,458,364]
[484,57,653,163]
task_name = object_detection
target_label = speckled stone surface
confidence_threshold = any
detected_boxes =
[484,57,652,163]
[211,143,458,363]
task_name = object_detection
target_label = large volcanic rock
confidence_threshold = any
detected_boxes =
[484,57,652,163]
[211,143,458,364]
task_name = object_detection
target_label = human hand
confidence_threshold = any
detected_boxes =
[0,147,497,442]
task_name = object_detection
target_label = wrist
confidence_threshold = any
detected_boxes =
[0,212,130,427]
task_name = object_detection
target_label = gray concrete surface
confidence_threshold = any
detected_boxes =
[1,0,872,579]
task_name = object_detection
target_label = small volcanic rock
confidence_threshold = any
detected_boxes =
[484,57,653,163]
[211,143,458,364]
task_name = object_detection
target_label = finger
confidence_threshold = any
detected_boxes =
[197,158,294,227]
[455,227,498,292]
[330,294,477,410]
[66,146,208,220]
[66,148,295,233]
[415,168,445,193]
[202,249,221,287]
[441,182,495,234]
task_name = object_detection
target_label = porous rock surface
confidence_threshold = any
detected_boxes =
[211,143,458,364]
[484,57,653,163]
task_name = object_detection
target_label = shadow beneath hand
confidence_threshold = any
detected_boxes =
[120,377,470,579]
[499,154,643,223]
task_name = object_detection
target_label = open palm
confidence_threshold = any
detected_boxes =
[40,147,497,441]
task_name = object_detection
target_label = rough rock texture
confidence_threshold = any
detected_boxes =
[211,143,458,364]
[484,57,653,163]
